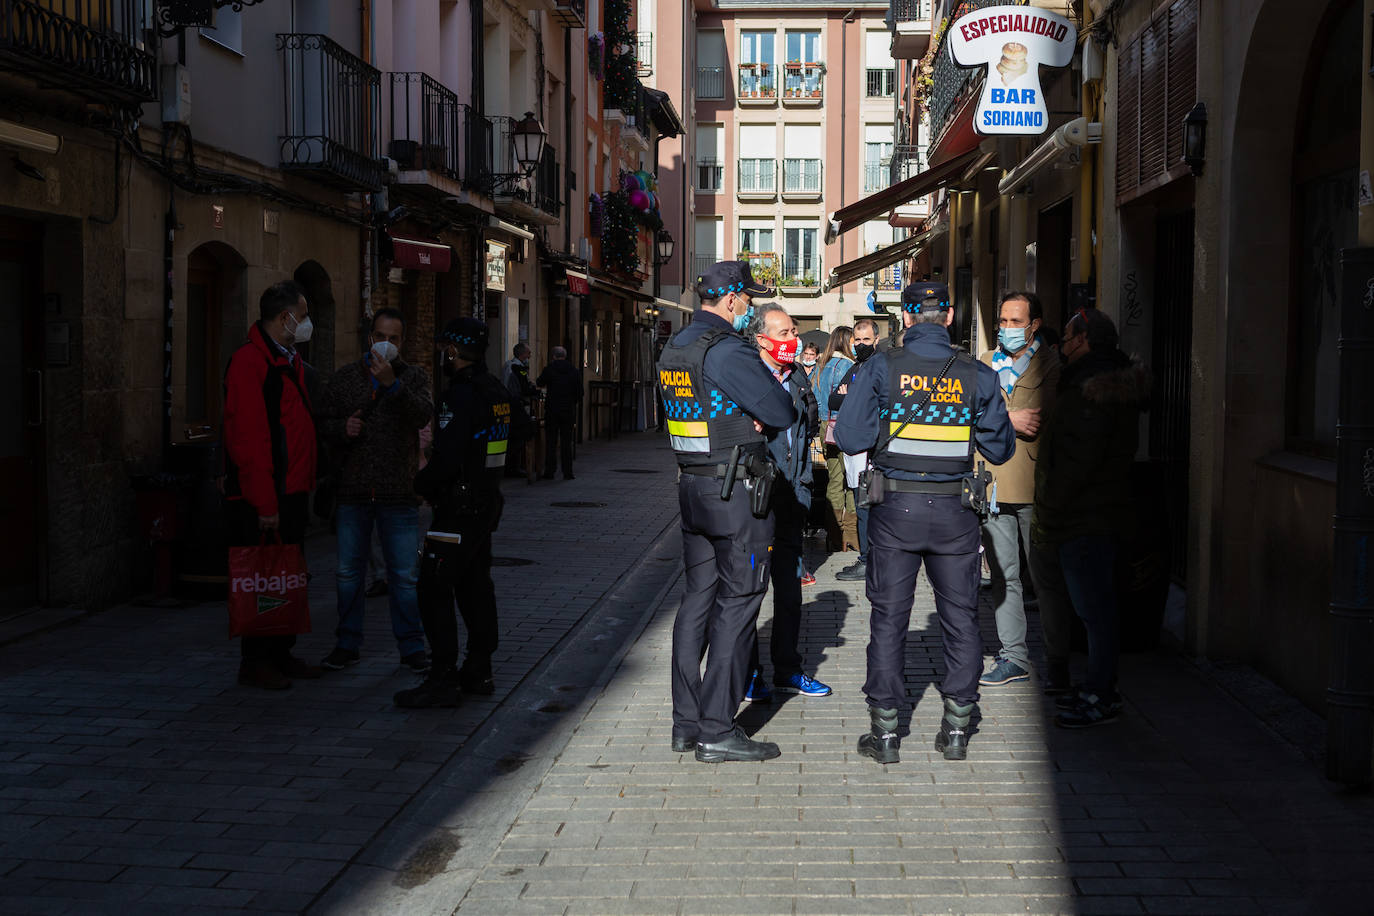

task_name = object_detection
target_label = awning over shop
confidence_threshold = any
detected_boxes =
[824,149,981,244]
[654,296,692,314]
[997,118,1100,196]
[386,234,451,272]
[588,270,654,303]
[564,268,592,296]
[823,229,933,293]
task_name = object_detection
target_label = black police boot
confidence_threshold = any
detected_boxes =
[394,668,462,709]
[458,658,495,696]
[934,697,977,760]
[856,706,900,764]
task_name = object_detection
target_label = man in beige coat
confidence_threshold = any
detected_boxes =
[977,291,1059,687]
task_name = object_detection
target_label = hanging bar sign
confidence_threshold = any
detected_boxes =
[949,5,1077,136]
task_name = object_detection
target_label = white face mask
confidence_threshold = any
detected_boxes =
[286,312,313,344]
[371,340,399,362]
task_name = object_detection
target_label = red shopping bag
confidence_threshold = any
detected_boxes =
[227,537,312,637]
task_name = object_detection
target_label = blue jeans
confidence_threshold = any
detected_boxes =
[1033,534,1119,698]
[334,503,426,656]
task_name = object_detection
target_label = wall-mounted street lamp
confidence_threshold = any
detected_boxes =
[1182,102,1207,177]
[490,112,548,193]
[654,229,675,266]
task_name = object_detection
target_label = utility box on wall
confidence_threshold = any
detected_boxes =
[161,65,192,125]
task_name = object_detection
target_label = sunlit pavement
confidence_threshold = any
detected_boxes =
[2,435,1373,915]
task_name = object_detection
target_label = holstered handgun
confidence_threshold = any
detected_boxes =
[744,455,777,519]
[961,461,994,521]
[720,445,743,500]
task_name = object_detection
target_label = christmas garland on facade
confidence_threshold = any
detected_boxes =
[603,0,636,112]
[601,190,641,276]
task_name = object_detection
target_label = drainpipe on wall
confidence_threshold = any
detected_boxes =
[565,25,573,255]
[840,9,855,277]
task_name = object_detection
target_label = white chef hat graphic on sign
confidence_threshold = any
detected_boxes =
[949,5,1077,136]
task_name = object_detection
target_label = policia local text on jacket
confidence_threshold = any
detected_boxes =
[834,297,1014,763]
[397,318,521,707]
[658,263,796,761]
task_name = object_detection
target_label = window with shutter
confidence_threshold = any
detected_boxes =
[1115,0,1198,205]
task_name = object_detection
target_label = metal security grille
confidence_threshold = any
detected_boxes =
[1116,0,1198,204]
[1150,209,1194,583]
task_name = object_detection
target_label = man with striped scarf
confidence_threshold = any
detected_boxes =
[977,291,1060,689]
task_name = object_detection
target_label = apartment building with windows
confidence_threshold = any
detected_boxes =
[663,1,924,334]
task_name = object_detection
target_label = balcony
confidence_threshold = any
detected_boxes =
[863,160,892,193]
[0,0,156,105]
[888,144,930,226]
[889,0,932,60]
[695,158,723,192]
[782,158,821,199]
[736,63,776,105]
[696,67,725,100]
[737,251,778,290]
[866,67,895,98]
[636,31,653,75]
[927,0,1004,145]
[737,158,776,200]
[385,72,494,204]
[779,258,820,295]
[781,63,823,105]
[278,33,384,191]
[625,83,652,151]
[692,255,717,281]
[550,0,585,28]
[863,263,903,293]
[491,116,560,226]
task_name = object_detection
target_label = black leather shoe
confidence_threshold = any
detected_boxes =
[458,665,495,696]
[671,735,696,753]
[834,560,866,582]
[694,726,780,763]
[394,671,462,709]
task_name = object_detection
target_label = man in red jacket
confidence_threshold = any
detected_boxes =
[223,281,320,689]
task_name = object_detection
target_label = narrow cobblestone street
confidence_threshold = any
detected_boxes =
[2,432,1373,915]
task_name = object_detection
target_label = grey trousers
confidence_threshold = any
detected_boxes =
[980,502,1035,668]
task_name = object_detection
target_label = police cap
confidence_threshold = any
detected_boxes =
[437,317,489,354]
[900,280,950,313]
[694,260,776,302]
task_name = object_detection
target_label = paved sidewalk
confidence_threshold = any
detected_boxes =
[0,431,682,915]
[453,543,1374,915]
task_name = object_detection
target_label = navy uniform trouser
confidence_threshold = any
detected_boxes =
[863,491,982,709]
[749,487,805,681]
[417,510,498,676]
[672,474,774,743]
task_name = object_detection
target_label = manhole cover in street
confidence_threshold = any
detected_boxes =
[611,468,660,474]
[491,557,536,567]
[549,501,606,508]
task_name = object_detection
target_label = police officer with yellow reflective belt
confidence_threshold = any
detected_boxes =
[659,261,797,762]
[398,317,523,709]
[834,282,1014,762]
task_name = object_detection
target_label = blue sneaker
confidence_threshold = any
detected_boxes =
[774,672,832,697]
[979,656,1030,686]
[743,671,773,703]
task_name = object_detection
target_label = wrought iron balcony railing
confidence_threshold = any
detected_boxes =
[863,263,903,291]
[278,33,384,191]
[783,158,821,194]
[696,67,725,99]
[738,251,778,288]
[780,257,820,289]
[927,0,1004,144]
[889,0,931,21]
[781,62,823,100]
[696,158,723,191]
[889,144,926,185]
[551,0,585,28]
[635,31,652,74]
[386,72,455,178]
[0,0,156,104]
[738,158,776,194]
[491,116,560,217]
[864,160,892,192]
[737,62,776,100]
[866,67,895,97]
[692,254,716,280]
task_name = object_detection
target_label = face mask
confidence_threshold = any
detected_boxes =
[286,313,313,344]
[800,357,817,367]
[370,340,399,363]
[760,335,799,366]
[853,342,875,362]
[732,304,755,333]
[998,327,1028,353]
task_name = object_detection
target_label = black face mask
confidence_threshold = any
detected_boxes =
[853,343,876,362]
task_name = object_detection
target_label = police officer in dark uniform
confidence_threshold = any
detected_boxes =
[659,261,797,762]
[396,317,518,708]
[835,282,1014,762]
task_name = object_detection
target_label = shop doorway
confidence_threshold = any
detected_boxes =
[1151,210,1195,583]
[0,220,45,609]
[293,260,335,374]
[1035,199,1073,334]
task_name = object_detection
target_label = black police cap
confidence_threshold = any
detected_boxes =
[694,260,775,302]
[901,280,950,313]
[437,317,489,352]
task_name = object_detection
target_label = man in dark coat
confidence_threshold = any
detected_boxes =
[537,346,583,480]
[1031,307,1150,729]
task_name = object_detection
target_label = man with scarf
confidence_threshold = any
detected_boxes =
[976,292,1059,689]
[740,304,832,704]
[832,318,881,582]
